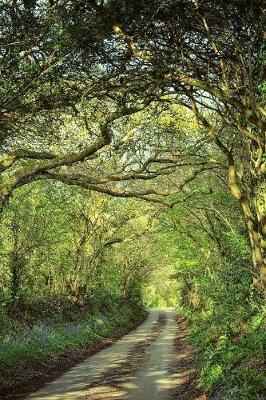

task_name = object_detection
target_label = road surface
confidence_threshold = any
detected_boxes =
[26,309,178,400]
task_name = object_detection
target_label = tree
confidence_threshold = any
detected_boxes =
[101,0,265,290]
[0,0,265,292]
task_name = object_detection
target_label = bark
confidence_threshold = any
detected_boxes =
[227,157,266,294]
[193,107,266,293]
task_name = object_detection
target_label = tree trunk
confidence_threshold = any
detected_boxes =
[227,162,266,294]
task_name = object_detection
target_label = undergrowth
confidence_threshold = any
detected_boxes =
[177,232,266,400]
[0,296,144,389]
[187,305,266,400]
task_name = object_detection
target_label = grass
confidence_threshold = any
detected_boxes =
[185,306,266,400]
[0,299,145,391]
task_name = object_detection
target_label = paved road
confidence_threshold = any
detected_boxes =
[26,309,177,400]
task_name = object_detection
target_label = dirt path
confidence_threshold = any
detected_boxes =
[123,309,177,400]
[26,309,205,400]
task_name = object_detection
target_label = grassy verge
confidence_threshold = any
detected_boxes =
[183,306,266,400]
[0,299,146,399]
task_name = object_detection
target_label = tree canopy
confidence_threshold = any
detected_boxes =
[0,2,265,398]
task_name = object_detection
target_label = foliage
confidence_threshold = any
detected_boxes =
[0,300,142,387]
[159,181,266,399]
[0,2,265,398]
[0,182,159,308]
